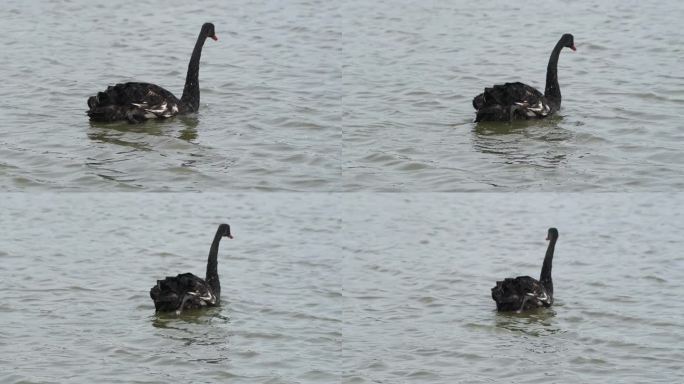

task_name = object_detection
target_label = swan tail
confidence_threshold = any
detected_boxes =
[492,278,522,311]
[472,93,485,110]
[87,95,99,110]
[150,278,180,312]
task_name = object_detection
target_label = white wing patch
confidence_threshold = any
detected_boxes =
[515,100,551,117]
[146,101,168,114]
[186,290,216,305]
[198,290,216,304]
[131,101,179,119]
[523,290,550,306]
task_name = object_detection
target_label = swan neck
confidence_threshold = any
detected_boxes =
[205,228,224,299]
[180,32,206,112]
[539,237,556,293]
[544,41,564,109]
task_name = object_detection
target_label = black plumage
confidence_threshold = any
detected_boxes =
[150,224,232,314]
[492,228,559,312]
[473,34,575,122]
[87,23,217,123]
[150,273,217,313]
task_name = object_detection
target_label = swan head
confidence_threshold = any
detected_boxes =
[546,227,559,241]
[560,33,575,51]
[202,22,218,41]
[218,223,233,239]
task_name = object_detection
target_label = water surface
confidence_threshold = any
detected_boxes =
[2,193,682,382]
[342,193,684,382]
[342,0,684,191]
[0,193,341,383]
[0,0,340,191]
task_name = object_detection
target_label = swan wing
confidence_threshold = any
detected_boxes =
[88,82,180,120]
[150,273,216,312]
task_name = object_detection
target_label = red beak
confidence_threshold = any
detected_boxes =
[570,44,576,51]
[210,35,218,41]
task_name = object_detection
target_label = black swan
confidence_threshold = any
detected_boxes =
[472,34,575,122]
[491,228,559,312]
[150,223,232,314]
[87,23,217,123]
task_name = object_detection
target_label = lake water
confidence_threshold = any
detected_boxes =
[0,0,340,191]
[342,193,684,382]
[1,194,341,383]
[342,0,684,191]
[3,194,681,383]
[1,0,683,383]
[2,0,683,191]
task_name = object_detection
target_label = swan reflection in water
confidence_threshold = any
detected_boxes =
[85,115,215,184]
[470,116,573,168]
[151,307,231,363]
[493,307,565,354]
[87,114,199,147]
[494,307,559,336]
[151,306,229,329]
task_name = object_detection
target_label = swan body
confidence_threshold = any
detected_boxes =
[87,83,182,123]
[491,228,559,312]
[150,224,232,314]
[472,82,551,122]
[491,276,552,312]
[150,273,218,313]
[87,23,217,123]
[473,34,575,122]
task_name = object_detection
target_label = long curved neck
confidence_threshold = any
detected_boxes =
[205,229,224,299]
[544,40,565,110]
[180,32,207,112]
[539,237,557,294]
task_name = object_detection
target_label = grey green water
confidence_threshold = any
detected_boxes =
[1,0,683,191]
[1,194,341,383]
[342,194,684,382]
[342,0,684,191]
[1,0,684,383]
[0,0,340,191]
[2,194,683,382]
